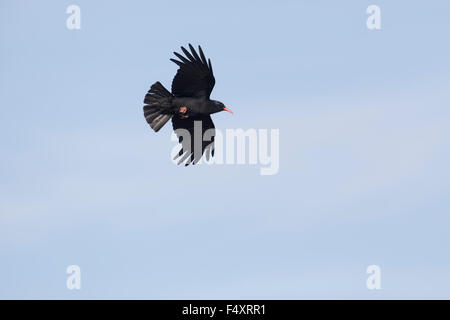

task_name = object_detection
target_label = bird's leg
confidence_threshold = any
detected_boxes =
[179,106,189,118]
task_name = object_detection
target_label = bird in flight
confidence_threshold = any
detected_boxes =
[143,44,232,165]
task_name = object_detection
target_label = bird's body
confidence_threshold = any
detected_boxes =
[143,44,232,165]
[171,97,216,116]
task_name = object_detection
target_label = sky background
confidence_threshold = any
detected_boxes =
[1,0,450,299]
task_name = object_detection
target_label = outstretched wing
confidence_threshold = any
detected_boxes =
[172,115,215,166]
[170,44,215,99]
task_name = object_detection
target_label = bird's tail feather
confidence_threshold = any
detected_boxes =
[143,82,173,132]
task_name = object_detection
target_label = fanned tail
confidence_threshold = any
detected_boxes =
[143,82,173,132]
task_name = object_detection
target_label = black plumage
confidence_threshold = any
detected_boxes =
[143,44,232,165]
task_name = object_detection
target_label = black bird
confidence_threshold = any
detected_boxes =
[143,44,232,165]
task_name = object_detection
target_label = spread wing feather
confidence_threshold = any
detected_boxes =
[172,115,215,166]
[170,44,215,98]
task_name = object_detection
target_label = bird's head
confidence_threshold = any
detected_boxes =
[211,100,233,115]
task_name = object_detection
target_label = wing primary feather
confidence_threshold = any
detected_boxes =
[189,44,202,63]
[170,58,184,67]
[181,46,195,62]
[198,46,208,65]
[208,58,213,73]
[173,52,191,65]
[177,151,191,165]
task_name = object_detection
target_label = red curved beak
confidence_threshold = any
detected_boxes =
[223,107,233,114]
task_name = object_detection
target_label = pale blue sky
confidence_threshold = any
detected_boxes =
[1,0,450,299]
